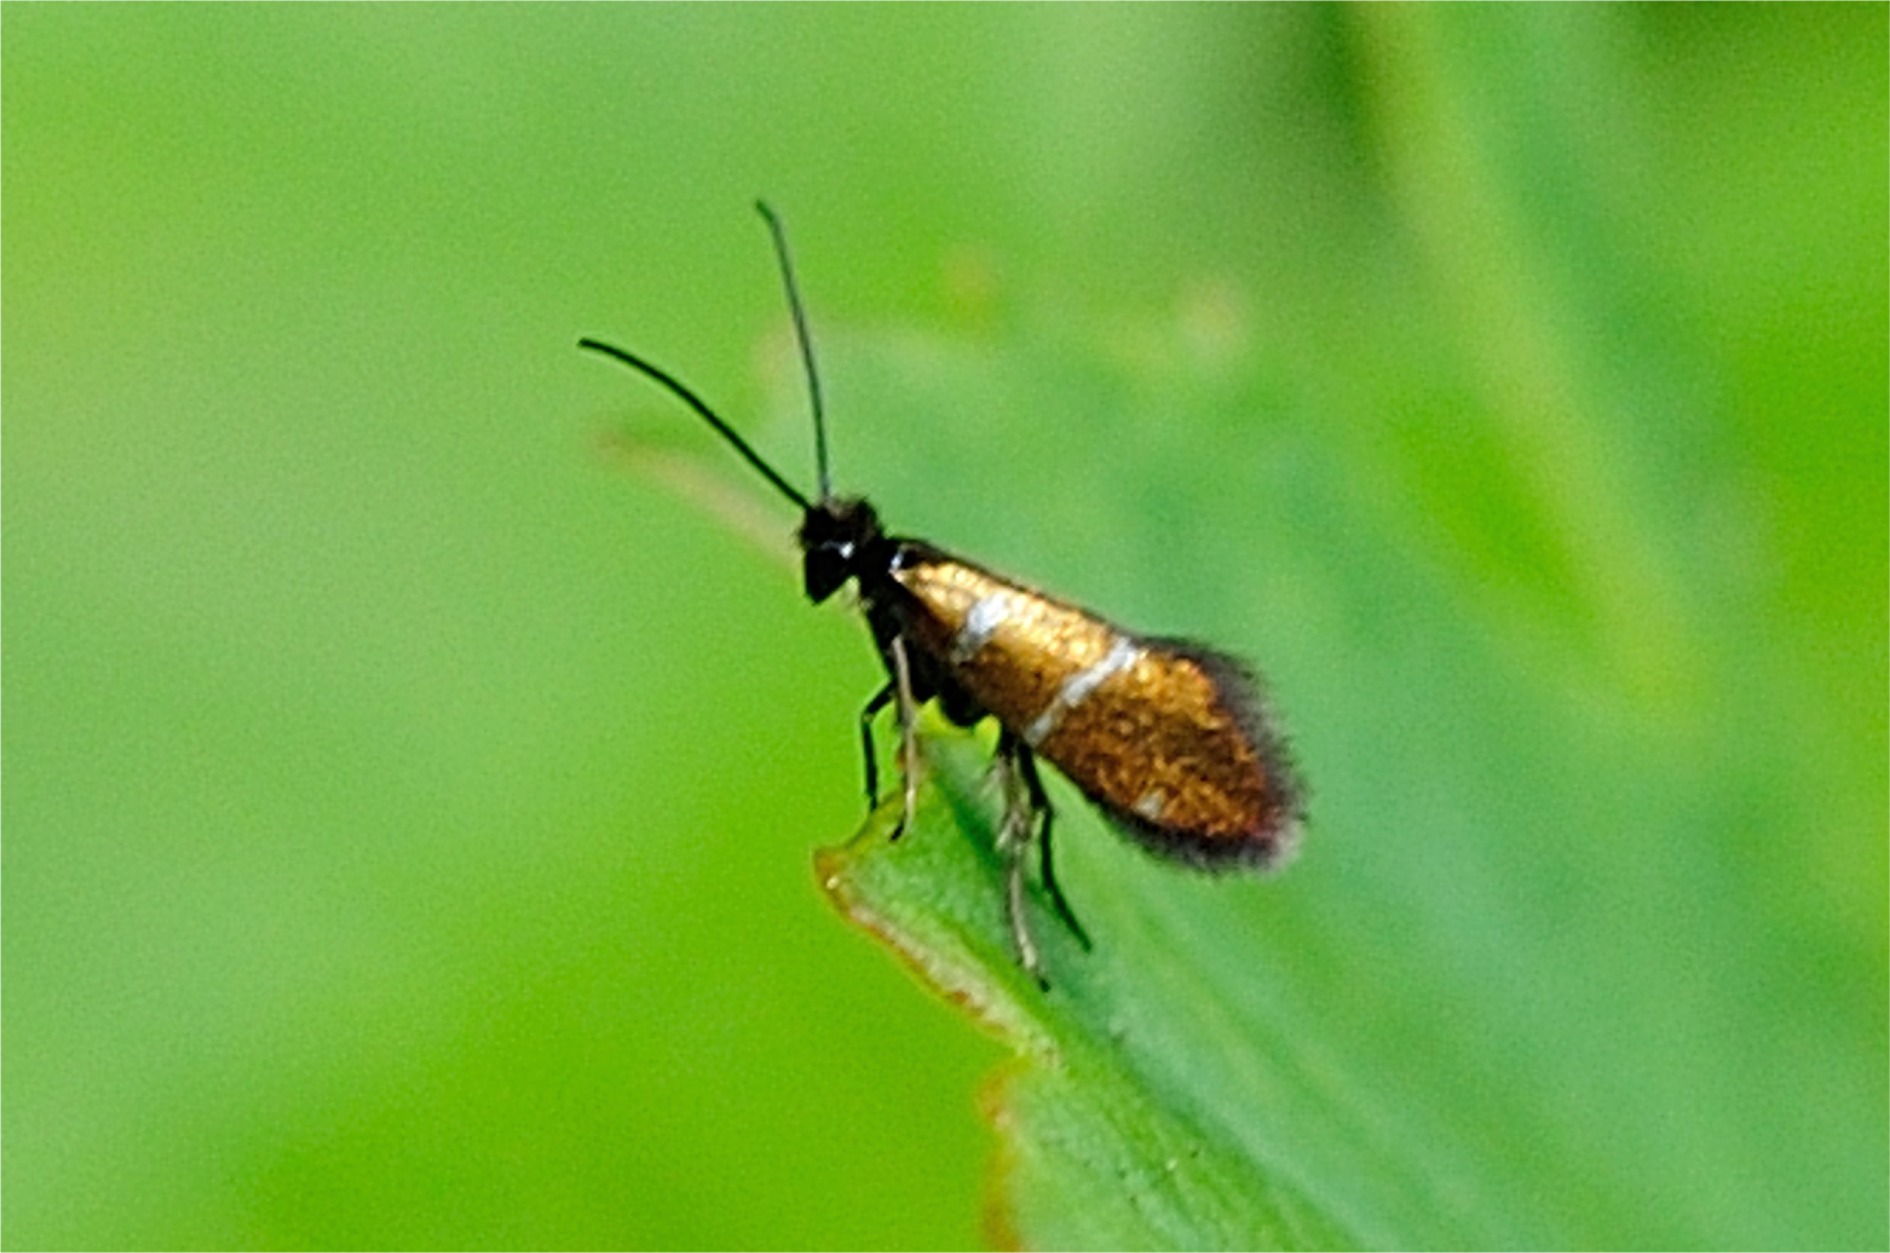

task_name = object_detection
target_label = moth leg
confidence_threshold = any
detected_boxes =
[888,635,920,843]
[994,732,1048,988]
[1013,738,1091,951]
[857,682,893,813]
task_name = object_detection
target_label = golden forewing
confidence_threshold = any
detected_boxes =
[893,555,1296,859]
[1035,649,1274,843]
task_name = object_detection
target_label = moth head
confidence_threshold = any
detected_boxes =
[798,496,882,604]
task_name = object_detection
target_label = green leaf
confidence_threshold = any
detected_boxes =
[795,252,1883,1245]
[776,12,1887,1245]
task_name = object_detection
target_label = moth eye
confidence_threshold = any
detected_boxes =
[803,544,851,604]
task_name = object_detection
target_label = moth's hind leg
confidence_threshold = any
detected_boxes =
[995,730,1091,988]
[992,732,1045,986]
[1011,735,1092,951]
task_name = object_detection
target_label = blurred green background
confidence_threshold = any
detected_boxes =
[5,6,1884,1249]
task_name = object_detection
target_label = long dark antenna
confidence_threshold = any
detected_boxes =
[578,337,813,512]
[754,200,831,502]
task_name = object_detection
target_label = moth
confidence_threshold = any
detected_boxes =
[582,203,1303,985]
